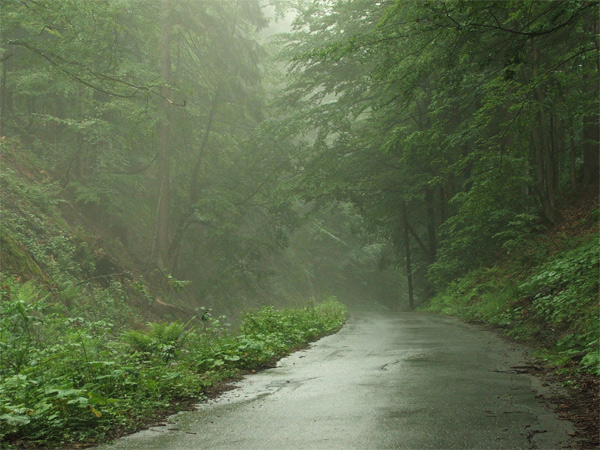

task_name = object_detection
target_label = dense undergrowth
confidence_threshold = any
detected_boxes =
[428,214,599,376]
[0,161,151,326]
[0,286,346,449]
[0,139,350,449]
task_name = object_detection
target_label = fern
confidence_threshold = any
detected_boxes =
[123,321,188,361]
[122,330,154,353]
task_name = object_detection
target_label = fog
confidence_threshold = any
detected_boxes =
[1,0,406,327]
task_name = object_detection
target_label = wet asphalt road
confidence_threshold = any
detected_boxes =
[98,311,573,449]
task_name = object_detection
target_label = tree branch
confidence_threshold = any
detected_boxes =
[450,3,598,38]
[406,222,434,263]
[7,40,187,106]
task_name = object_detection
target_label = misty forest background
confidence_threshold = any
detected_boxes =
[0,0,598,447]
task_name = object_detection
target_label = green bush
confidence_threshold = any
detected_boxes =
[520,238,599,331]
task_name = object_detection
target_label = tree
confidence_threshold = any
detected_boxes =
[1,0,302,312]
[155,0,174,269]
[275,0,599,302]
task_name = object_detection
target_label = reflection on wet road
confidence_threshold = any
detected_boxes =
[97,311,573,449]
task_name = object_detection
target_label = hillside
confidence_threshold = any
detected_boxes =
[1,138,189,325]
[0,135,395,323]
[0,141,351,447]
[428,188,599,446]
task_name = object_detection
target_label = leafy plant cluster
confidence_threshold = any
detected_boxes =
[429,231,599,375]
[0,166,71,277]
[0,279,346,448]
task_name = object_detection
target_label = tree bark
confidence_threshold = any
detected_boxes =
[549,109,559,192]
[190,87,220,204]
[167,86,222,272]
[583,113,599,186]
[570,124,578,190]
[439,185,447,223]
[425,187,436,259]
[406,222,434,263]
[155,1,173,269]
[531,41,561,224]
[1,58,6,136]
[0,51,13,136]
[583,11,600,186]
[402,201,414,310]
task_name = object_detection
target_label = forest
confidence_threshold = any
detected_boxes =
[0,0,598,448]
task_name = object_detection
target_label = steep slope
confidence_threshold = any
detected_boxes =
[0,138,188,325]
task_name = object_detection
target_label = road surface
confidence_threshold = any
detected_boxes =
[98,311,573,449]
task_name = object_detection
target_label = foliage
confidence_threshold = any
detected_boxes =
[1,0,597,444]
[0,160,139,328]
[276,0,599,305]
[520,238,599,328]
[0,277,346,448]
[429,155,533,287]
[123,321,190,362]
[1,0,309,313]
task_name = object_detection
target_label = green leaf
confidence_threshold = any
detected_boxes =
[0,413,31,426]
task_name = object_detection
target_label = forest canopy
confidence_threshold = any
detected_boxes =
[1,0,598,311]
[275,0,599,300]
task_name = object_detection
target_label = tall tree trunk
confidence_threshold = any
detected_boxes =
[402,201,414,310]
[1,60,6,136]
[425,187,436,259]
[438,184,447,223]
[537,103,560,224]
[406,222,434,263]
[167,86,222,272]
[583,113,599,186]
[0,52,12,136]
[569,123,578,190]
[531,41,561,224]
[582,73,599,185]
[155,2,173,269]
[190,87,220,205]
[583,12,600,186]
[549,108,559,192]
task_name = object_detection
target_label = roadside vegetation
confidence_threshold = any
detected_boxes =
[427,199,599,446]
[0,288,346,448]
[429,201,599,376]
[430,231,599,373]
